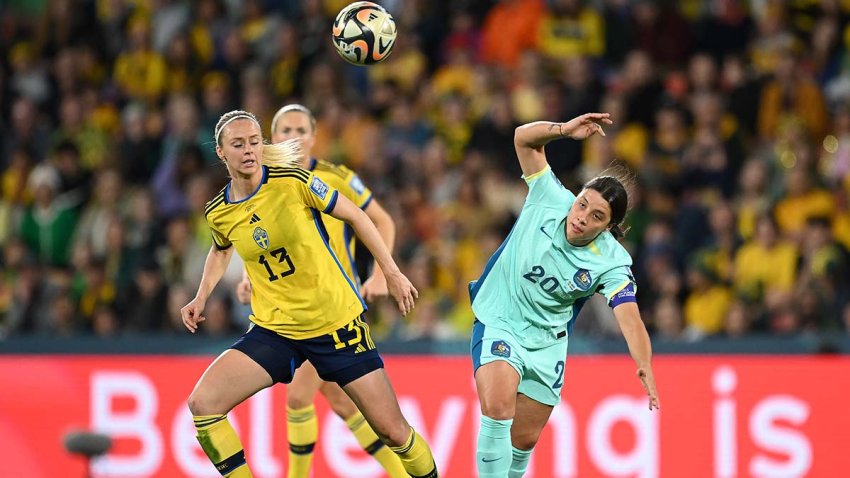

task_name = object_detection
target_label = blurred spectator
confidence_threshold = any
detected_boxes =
[733,214,798,302]
[652,296,683,341]
[721,53,763,139]
[8,42,51,106]
[735,158,773,240]
[118,259,168,333]
[19,164,79,268]
[757,47,828,143]
[536,0,604,61]
[749,3,797,77]
[719,299,753,339]
[683,260,733,339]
[202,294,240,336]
[72,168,123,258]
[4,97,51,163]
[631,0,692,68]
[480,0,543,69]
[468,95,518,177]
[113,14,169,105]
[560,55,604,121]
[92,305,120,338]
[156,214,207,288]
[118,103,162,185]
[773,166,834,240]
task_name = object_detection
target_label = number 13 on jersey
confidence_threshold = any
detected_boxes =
[258,246,295,282]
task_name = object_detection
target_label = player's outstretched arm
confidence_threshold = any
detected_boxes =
[612,302,660,410]
[328,194,418,315]
[360,199,396,301]
[514,113,613,177]
[181,245,234,333]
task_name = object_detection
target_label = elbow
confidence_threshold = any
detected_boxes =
[514,125,528,147]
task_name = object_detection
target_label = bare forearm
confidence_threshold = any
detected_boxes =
[515,121,569,149]
[196,246,233,301]
[367,204,395,276]
[621,319,653,369]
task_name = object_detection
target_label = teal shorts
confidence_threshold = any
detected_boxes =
[470,319,567,407]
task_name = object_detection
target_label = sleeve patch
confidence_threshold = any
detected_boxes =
[310,176,329,200]
[349,175,365,195]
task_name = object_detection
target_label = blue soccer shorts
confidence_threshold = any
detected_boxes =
[231,315,383,387]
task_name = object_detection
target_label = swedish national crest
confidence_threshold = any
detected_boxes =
[253,227,270,250]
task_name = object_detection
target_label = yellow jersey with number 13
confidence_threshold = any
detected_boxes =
[204,165,366,339]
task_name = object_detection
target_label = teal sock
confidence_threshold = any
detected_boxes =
[477,416,513,478]
[509,446,532,477]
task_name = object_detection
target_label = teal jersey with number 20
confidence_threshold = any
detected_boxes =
[470,166,636,350]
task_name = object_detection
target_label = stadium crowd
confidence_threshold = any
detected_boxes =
[1,0,849,343]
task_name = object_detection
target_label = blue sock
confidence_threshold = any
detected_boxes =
[477,416,513,478]
[509,446,533,477]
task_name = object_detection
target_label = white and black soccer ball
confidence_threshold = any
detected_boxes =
[332,1,397,65]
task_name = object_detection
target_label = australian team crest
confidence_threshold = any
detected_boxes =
[491,340,511,358]
[252,226,269,250]
[573,269,593,291]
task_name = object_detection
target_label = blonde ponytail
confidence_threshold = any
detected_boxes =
[262,138,303,167]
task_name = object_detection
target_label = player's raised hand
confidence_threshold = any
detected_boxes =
[561,113,613,140]
[181,297,207,333]
[235,278,252,305]
[385,270,418,316]
[637,367,660,410]
[360,273,389,302]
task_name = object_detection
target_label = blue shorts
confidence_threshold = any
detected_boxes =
[470,319,568,407]
[231,315,383,387]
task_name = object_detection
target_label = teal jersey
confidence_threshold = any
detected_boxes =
[470,166,636,349]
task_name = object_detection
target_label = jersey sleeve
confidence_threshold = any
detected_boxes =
[298,172,340,214]
[338,165,373,209]
[523,166,574,209]
[597,266,638,308]
[206,218,232,250]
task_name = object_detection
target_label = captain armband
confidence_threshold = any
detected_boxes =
[608,282,637,308]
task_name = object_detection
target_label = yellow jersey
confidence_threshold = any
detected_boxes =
[307,158,373,285]
[205,165,365,339]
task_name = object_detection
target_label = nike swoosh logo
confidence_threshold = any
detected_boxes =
[482,457,502,463]
[540,226,552,239]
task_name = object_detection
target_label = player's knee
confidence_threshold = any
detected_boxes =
[480,398,515,421]
[286,390,315,410]
[188,390,218,416]
[511,432,540,451]
[370,419,411,447]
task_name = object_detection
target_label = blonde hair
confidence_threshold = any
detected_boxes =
[262,139,303,167]
[270,104,316,134]
[214,110,261,145]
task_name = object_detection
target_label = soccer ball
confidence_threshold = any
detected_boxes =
[332,1,397,65]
